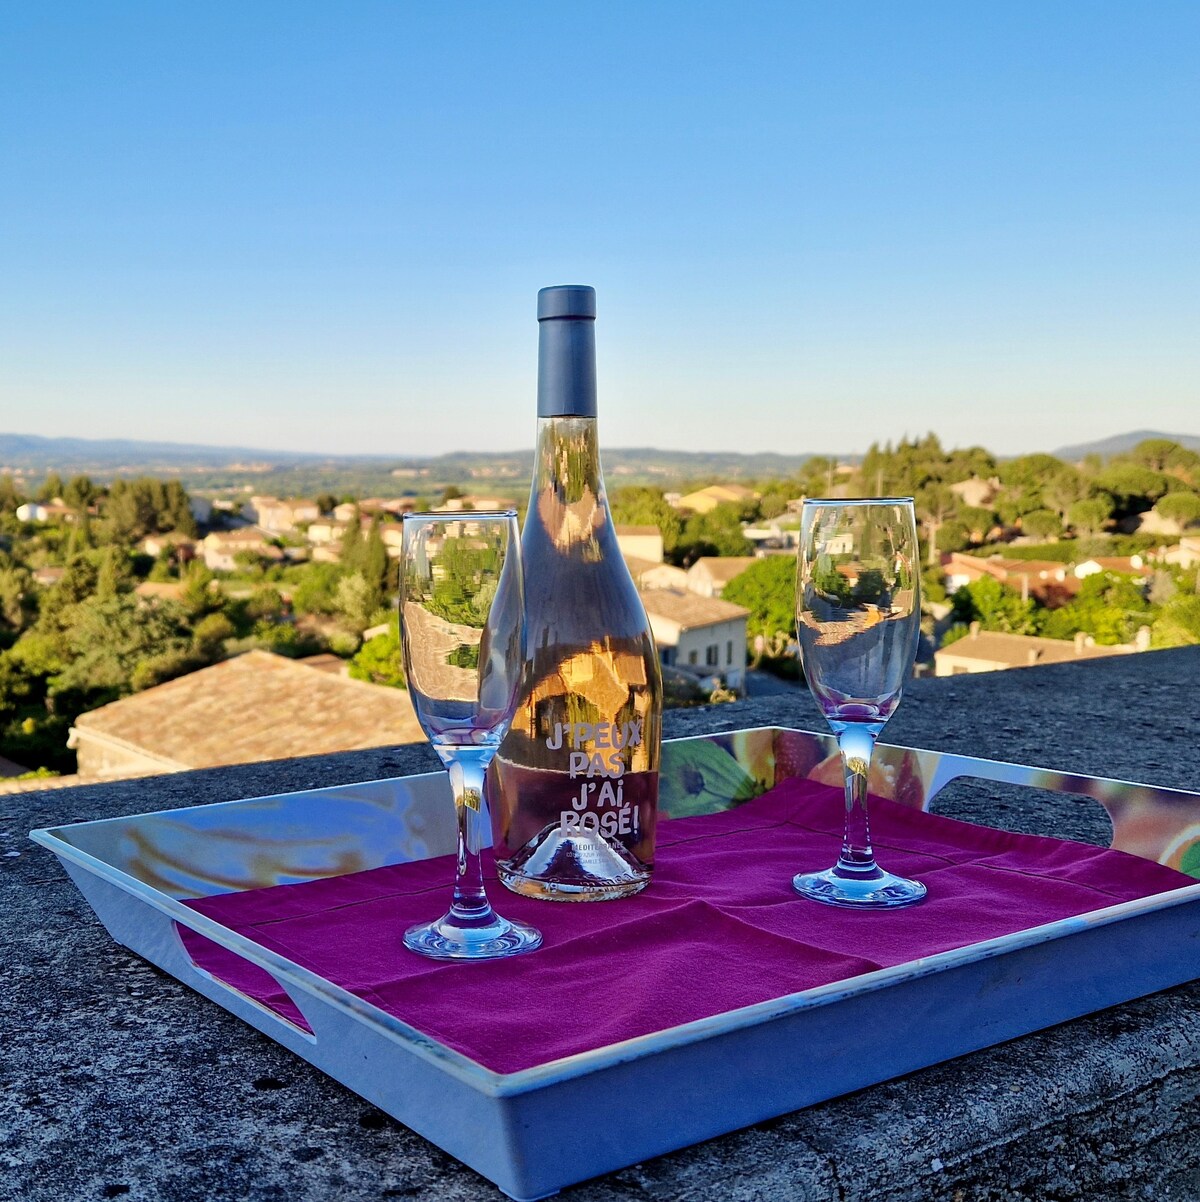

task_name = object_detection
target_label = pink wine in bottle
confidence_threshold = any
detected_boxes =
[488,285,662,900]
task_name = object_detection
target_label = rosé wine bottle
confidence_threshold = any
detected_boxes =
[488,285,662,901]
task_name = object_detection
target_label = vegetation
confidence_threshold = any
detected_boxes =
[3,432,1198,772]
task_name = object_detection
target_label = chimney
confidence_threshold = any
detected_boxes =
[1135,625,1151,651]
[1074,632,1087,655]
[1027,649,1040,665]
[969,621,981,638]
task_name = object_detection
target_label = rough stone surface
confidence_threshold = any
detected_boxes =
[3,647,1198,1202]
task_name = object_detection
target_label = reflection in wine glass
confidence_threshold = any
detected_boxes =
[792,498,927,908]
[399,511,541,959]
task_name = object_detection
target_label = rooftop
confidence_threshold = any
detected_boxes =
[638,587,750,627]
[72,649,423,769]
[936,627,1134,669]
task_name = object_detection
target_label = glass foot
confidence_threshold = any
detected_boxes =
[793,864,926,909]
[403,912,542,961]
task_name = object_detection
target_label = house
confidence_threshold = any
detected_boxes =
[639,589,749,690]
[306,520,349,546]
[246,497,321,534]
[31,566,65,587]
[138,532,197,560]
[16,500,75,523]
[623,555,688,590]
[949,476,1000,510]
[433,494,519,513]
[614,525,664,563]
[358,497,415,517]
[67,650,425,780]
[686,556,758,598]
[201,528,282,572]
[1073,555,1150,580]
[934,625,1140,677]
[1156,537,1200,570]
[943,553,1070,601]
[742,521,797,550]
[674,484,758,515]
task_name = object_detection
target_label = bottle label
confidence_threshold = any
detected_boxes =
[547,720,644,840]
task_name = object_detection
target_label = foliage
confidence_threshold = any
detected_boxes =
[1152,595,1200,647]
[609,486,683,553]
[949,576,1040,635]
[1039,572,1152,645]
[1155,491,1200,529]
[677,502,753,562]
[1020,509,1062,539]
[1067,496,1113,537]
[721,556,796,647]
[348,629,406,688]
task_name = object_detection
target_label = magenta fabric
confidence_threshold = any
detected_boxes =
[178,778,1192,1073]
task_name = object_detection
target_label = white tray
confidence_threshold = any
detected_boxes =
[30,727,1200,1200]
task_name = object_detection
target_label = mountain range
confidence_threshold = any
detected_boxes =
[1,430,1197,483]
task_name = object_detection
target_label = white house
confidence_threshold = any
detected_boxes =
[686,557,757,598]
[614,525,664,563]
[639,589,749,691]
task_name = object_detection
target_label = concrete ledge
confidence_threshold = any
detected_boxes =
[4,646,1199,1201]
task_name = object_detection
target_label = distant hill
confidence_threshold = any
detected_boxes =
[0,432,820,488]
[1053,430,1200,461]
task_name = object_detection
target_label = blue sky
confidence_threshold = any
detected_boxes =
[2,3,1197,458]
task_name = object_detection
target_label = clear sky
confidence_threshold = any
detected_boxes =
[2,2,1197,459]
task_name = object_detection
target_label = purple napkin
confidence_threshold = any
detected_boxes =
[180,778,1192,1072]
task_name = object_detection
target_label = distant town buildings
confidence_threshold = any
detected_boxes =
[639,589,749,691]
[934,624,1146,677]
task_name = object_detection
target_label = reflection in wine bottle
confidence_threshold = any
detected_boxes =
[489,287,662,901]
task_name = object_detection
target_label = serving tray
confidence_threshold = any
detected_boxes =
[30,727,1200,1200]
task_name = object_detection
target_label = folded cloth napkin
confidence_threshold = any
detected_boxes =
[181,777,1192,1073]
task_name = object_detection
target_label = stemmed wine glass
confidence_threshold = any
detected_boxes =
[398,510,542,959]
[792,498,926,908]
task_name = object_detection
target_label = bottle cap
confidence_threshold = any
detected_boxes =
[537,285,596,321]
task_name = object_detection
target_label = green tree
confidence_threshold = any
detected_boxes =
[63,475,97,513]
[1152,595,1200,647]
[1094,464,1170,514]
[675,502,752,562]
[37,472,64,503]
[1020,509,1062,540]
[915,484,955,566]
[1156,492,1200,529]
[950,575,1040,635]
[315,493,338,515]
[1067,496,1114,537]
[1129,438,1183,473]
[348,629,406,688]
[1040,572,1152,645]
[0,475,22,514]
[721,556,796,660]
[999,454,1067,492]
[335,571,374,631]
[609,486,683,553]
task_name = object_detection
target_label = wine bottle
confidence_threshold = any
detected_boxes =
[489,285,662,901]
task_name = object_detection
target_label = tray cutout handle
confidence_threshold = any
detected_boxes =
[174,921,316,1038]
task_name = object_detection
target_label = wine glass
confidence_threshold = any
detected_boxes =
[398,510,542,959]
[791,498,926,908]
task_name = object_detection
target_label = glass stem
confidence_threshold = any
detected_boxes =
[835,722,881,876]
[445,750,496,928]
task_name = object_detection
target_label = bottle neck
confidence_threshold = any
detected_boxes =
[537,318,597,418]
[526,417,611,552]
